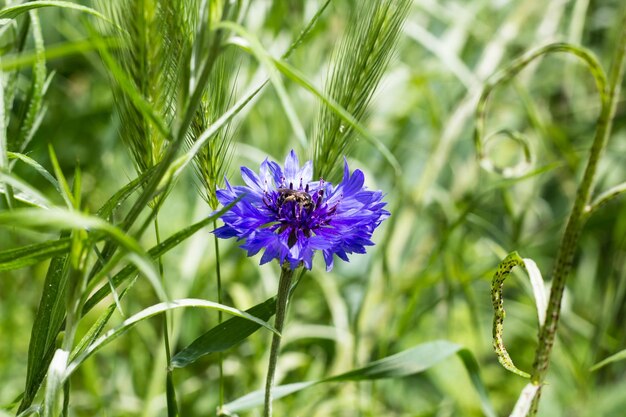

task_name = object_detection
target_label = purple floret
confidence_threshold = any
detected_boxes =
[214,150,389,271]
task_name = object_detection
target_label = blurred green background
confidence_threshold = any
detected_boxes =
[1,0,626,416]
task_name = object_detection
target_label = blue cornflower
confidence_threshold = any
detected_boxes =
[214,150,389,271]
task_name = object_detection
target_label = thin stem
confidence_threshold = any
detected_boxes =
[213,219,225,410]
[155,217,178,417]
[263,265,295,417]
[528,10,626,415]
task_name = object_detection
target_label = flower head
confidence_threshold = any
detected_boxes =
[214,150,389,271]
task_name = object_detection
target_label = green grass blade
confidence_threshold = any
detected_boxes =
[82,196,242,315]
[66,298,279,378]
[0,48,10,208]
[0,1,114,26]
[8,151,61,194]
[71,287,130,361]
[171,296,277,368]
[13,10,46,155]
[0,238,71,272]
[95,165,156,219]
[0,207,165,301]
[223,341,495,416]
[0,170,52,208]
[590,348,626,371]
[0,38,115,71]
[18,247,69,413]
[47,145,75,209]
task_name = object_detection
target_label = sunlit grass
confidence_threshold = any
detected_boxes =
[1,1,626,417]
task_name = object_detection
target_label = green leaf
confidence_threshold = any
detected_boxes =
[590,348,626,372]
[0,238,70,272]
[47,144,75,209]
[0,1,113,25]
[0,207,165,302]
[14,10,47,155]
[0,38,113,72]
[82,195,242,315]
[171,296,277,368]
[223,341,496,417]
[8,151,61,194]
[18,247,69,413]
[65,299,279,378]
[0,170,52,208]
[96,165,157,219]
[71,287,130,361]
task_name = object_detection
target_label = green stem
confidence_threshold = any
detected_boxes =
[528,10,626,415]
[213,219,225,411]
[155,217,178,417]
[263,265,295,417]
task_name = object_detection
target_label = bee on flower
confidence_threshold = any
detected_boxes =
[214,150,389,271]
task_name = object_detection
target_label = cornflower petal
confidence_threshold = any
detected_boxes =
[213,150,388,270]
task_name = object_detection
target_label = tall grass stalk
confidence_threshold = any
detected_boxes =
[527,10,626,415]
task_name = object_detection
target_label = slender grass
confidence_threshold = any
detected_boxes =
[2,1,626,416]
[312,0,410,181]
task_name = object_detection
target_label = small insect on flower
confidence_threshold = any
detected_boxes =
[214,150,389,271]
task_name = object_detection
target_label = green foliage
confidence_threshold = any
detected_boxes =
[1,1,626,417]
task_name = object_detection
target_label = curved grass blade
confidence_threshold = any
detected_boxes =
[590,348,626,372]
[491,252,548,378]
[584,181,626,221]
[0,38,115,72]
[0,238,70,272]
[0,1,114,26]
[8,151,60,193]
[474,43,608,175]
[66,299,279,378]
[82,195,242,315]
[171,296,277,368]
[223,340,496,417]
[0,207,165,301]
[96,164,157,219]
[0,170,52,208]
